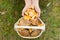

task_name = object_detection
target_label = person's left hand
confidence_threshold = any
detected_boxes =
[32,0,41,18]
[34,5,41,18]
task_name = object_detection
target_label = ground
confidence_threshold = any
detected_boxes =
[0,0,60,40]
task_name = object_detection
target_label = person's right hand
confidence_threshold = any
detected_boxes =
[22,0,31,16]
[22,5,30,16]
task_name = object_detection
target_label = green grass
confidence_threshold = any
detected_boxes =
[0,0,60,40]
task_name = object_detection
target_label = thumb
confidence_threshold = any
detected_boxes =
[35,7,41,17]
[22,7,27,16]
[22,11,25,16]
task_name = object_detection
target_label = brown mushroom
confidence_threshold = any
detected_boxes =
[18,18,31,26]
[31,29,41,37]
[18,29,30,37]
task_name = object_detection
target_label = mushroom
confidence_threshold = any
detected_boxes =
[18,18,31,26]
[18,29,30,37]
[31,29,41,37]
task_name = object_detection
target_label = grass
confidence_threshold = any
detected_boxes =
[0,0,60,40]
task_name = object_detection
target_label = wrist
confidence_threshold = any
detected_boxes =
[25,0,31,7]
[32,0,39,7]
[25,4,30,7]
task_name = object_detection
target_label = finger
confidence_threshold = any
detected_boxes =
[35,7,41,17]
[36,8,40,16]
[34,19,37,21]
[22,7,27,16]
[22,12,24,16]
[22,11,24,16]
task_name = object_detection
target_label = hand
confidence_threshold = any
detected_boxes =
[32,0,41,17]
[22,5,30,16]
[22,0,31,16]
[35,5,41,17]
